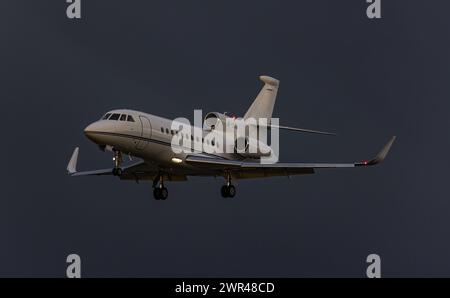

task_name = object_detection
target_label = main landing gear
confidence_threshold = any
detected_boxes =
[153,174,168,200]
[221,173,236,198]
[112,150,123,176]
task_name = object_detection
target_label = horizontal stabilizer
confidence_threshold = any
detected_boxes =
[270,124,336,136]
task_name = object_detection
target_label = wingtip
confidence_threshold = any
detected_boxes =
[368,136,396,166]
[67,147,79,174]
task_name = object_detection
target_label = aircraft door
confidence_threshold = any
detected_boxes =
[136,116,152,150]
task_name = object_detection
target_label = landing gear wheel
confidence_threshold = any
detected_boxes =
[153,187,168,200]
[112,150,123,176]
[221,185,229,198]
[152,173,168,200]
[221,173,236,198]
[227,185,236,198]
[112,168,122,176]
[160,187,168,200]
[221,185,236,198]
[153,188,161,200]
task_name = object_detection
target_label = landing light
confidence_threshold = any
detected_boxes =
[171,157,183,164]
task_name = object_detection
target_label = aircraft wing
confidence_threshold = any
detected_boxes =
[67,147,157,180]
[185,136,396,178]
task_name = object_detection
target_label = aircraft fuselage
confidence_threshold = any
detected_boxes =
[83,109,236,171]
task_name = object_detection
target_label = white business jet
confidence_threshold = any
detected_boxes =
[67,75,395,200]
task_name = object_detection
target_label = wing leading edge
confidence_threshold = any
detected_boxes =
[67,147,156,179]
[185,136,396,176]
[67,136,396,181]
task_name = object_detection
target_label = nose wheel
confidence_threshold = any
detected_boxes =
[112,167,122,176]
[153,173,168,200]
[221,173,236,198]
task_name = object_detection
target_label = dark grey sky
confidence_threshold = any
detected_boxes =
[1,0,449,277]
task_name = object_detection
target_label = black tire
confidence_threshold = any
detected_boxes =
[227,185,236,198]
[112,168,122,176]
[221,185,229,198]
[153,188,161,200]
[160,187,168,200]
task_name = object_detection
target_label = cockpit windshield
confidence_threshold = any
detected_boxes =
[102,113,136,122]
[109,113,121,120]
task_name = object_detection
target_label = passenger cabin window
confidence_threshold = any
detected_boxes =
[109,113,120,120]
[127,115,135,122]
[161,127,164,133]
[120,114,127,121]
[102,113,111,120]
[165,128,169,134]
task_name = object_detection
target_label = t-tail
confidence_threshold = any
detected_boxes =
[244,75,336,136]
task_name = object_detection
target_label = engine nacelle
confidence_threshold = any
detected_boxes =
[234,137,272,158]
[203,112,231,131]
[204,111,272,158]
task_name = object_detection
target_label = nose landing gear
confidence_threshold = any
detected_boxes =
[153,174,168,200]
[112,150,123,176]
[221,173,236,198]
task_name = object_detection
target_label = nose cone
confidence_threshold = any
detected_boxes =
[84,123,96,142]
[84,122,96,133]
[84,121,110,142]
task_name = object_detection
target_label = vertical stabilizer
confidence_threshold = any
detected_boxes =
[244,76,280,120]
